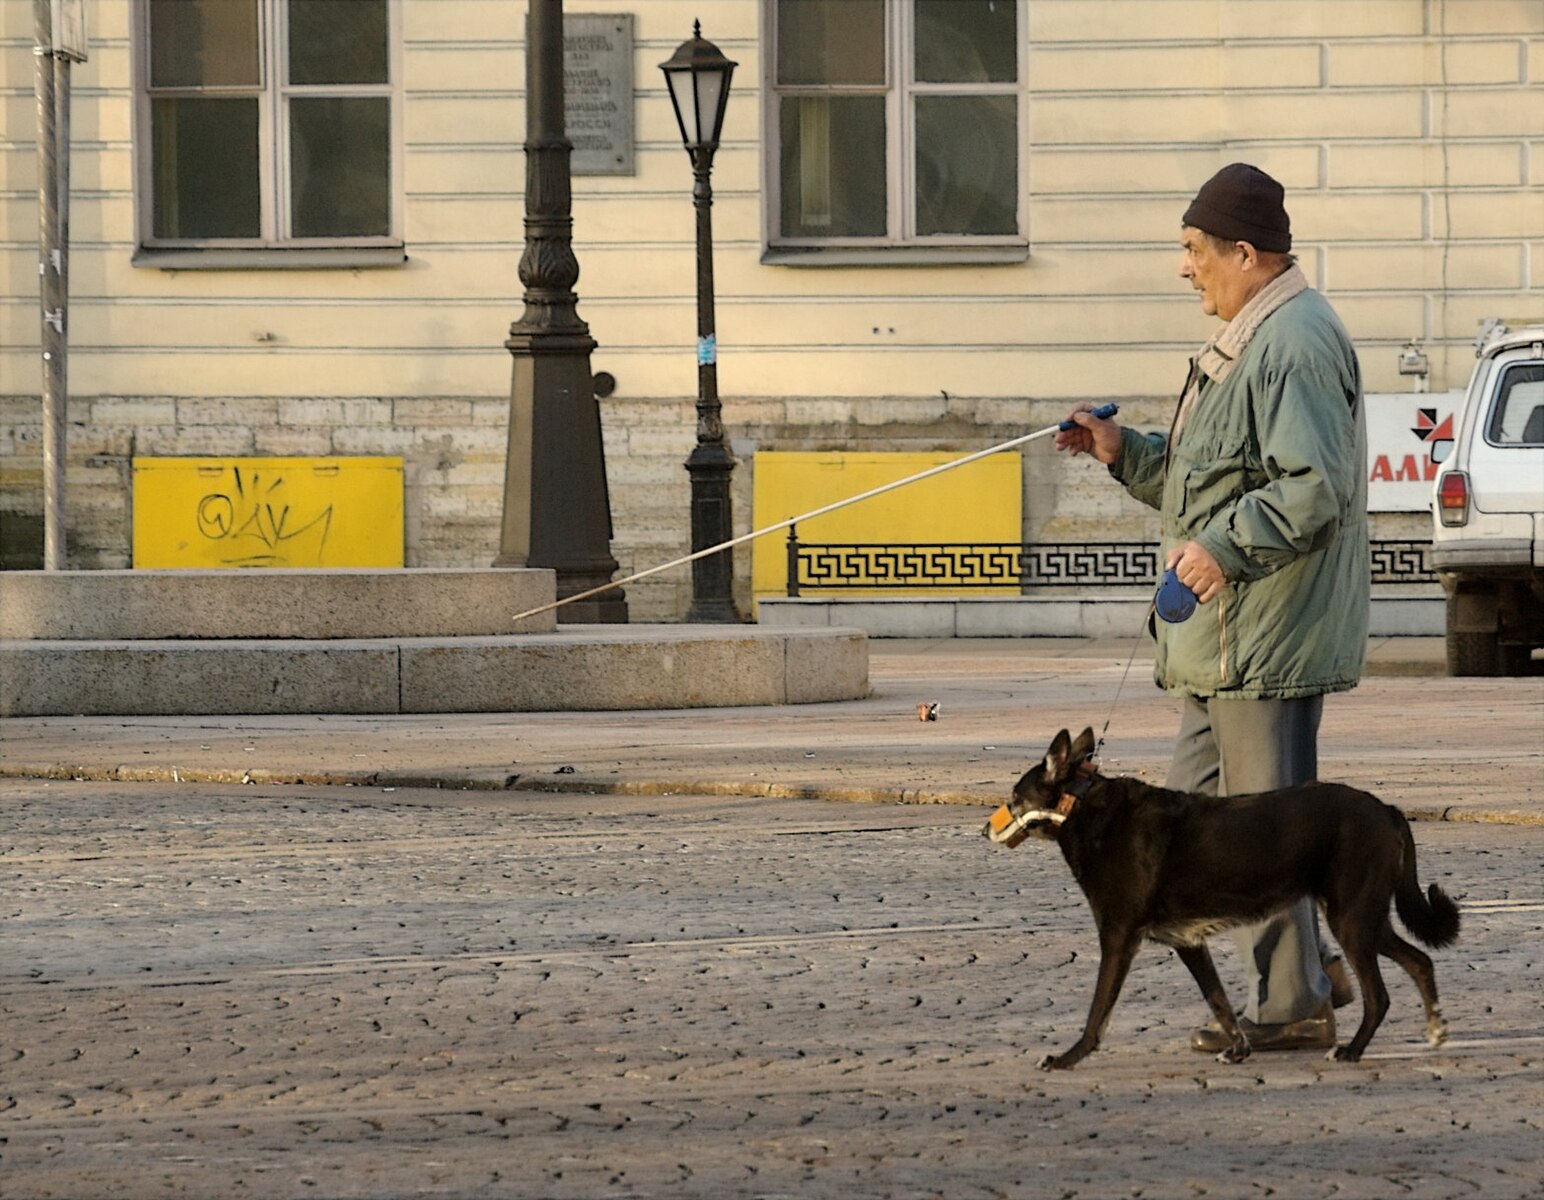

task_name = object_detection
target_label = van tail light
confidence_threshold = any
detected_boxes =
[1437,471,1470,527]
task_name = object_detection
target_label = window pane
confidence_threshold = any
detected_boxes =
[779,95,886,237]
[290,97,391,238]
[915,95,1017,236]
[151,98,260,238]
[150,0,260,88]
[778,0,885,85]
[1487,364,1544,444]
[915,0,1017,83]
[289,0,389,85]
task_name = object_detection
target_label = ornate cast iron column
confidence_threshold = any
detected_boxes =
[495,0,625,622]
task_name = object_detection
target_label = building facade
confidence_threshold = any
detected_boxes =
[2,0,1541,618]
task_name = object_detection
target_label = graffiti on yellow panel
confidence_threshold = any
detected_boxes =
[133,457,404,568]
[192,467,333,565]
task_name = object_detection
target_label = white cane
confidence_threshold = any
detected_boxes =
[511,403,1120,624]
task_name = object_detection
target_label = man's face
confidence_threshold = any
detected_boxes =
[1179,226,1248,320]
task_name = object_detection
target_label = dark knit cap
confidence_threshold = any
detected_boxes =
[1182,163,1292,252]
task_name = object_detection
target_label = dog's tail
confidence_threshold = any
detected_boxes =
[1393,816,1460,948]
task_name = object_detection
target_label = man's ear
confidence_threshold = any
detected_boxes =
[1070,727,1098,767]
[1043,729,1073,781]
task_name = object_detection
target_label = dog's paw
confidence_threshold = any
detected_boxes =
[1216,1042,1251,1065]
[1327,1044,1362,1063]
[1037,1051,1078,1071]
[1427,1013,1449,1047]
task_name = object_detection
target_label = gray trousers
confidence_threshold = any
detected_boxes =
[1166,694,1333,1024]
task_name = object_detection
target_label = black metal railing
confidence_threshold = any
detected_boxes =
[1368,540,1437,583]
[784,530,1436,596]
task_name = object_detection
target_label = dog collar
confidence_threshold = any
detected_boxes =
[1057,763,1098,816]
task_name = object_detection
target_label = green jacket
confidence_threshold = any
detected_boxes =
[1113,288,1369,699]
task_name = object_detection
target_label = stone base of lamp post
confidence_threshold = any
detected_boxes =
[498,330,627,624]
[685,440,739,623]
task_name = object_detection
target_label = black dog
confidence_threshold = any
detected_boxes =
[984,727,1460,1070]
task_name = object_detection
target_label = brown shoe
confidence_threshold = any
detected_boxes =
[1191,1002,1336,1054]
[1323,957,1355,1009]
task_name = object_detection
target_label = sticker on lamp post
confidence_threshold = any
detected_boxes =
[697,335,716,366]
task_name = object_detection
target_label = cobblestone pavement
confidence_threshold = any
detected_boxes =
[3,779,1542,1199]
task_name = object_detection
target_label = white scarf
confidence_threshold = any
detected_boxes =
[1172,262,1309,442]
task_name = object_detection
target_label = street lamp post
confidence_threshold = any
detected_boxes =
[661,23,739,623]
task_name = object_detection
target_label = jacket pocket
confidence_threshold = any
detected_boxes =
[1217,592,1227,682]
[1216,582,1251,691]
[1174,437,1250,532]
[1156,596,1228,695]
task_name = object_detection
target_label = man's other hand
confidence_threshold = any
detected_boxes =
[1166,541,1226,604]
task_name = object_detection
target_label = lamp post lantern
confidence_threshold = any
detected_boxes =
[661,22,739,623]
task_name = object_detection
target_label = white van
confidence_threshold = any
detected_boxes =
[1429,319,1544,675]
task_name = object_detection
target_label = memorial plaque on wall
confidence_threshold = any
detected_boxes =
[565,13,634,175]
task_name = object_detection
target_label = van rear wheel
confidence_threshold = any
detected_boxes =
[1446,591,1501,676]
[1447,629,1500,676]
[1497,640,1533,675]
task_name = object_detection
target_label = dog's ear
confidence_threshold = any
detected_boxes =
[1042,728,1074,782]
[1070,727,1098,767]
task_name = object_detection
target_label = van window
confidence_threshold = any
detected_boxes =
[1486,363,1544,445]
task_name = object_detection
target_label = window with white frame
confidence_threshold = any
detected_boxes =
[137,0,398,253]
[766,0,1023,258]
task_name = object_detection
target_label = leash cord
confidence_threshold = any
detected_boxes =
[1094,603,1154,760]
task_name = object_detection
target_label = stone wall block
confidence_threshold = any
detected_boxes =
[89,398,177,425]
[254,427,336,456]
[277,398,346,427]
[341,398,395,426]
[178,397,279,427]
[134,425,257,456]
[331,427,421,454]
[393,398,475,426]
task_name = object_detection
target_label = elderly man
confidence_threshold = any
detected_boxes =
[1056,163,1369,1053]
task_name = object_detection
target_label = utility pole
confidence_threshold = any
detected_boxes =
[34,0,86,570]
[495,0,626,622]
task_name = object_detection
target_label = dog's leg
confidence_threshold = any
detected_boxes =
[1327,921,1391,1063]
[1379,921,1447,1047]
[1174,943,1250,1063]
[1039,928,1141,1071]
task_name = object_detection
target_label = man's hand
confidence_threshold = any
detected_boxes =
[1054,405,1122,465]
[1166,541,1226,604]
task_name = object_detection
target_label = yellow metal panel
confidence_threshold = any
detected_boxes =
[132,457,404,568]
[751,451,1022,600]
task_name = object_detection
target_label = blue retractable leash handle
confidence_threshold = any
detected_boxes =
[1155,569,1198,623]
[1057,402,1120,431]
